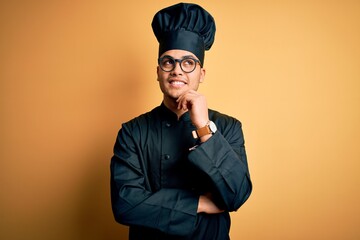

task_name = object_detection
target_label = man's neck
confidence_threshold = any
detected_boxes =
[163,97,187,119]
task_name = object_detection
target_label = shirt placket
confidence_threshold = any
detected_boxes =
[160,120,173,188]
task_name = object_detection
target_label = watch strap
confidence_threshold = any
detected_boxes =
[192,122,212,139]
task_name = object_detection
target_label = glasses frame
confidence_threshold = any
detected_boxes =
[158,56,201,73]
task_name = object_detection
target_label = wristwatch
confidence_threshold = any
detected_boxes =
[192,121,217,139]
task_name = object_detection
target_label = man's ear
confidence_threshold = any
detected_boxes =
[156,66,160,81]
[200,68,206,83]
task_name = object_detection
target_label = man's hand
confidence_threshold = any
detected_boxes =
[176,90,209,128]
[197,193,224,214]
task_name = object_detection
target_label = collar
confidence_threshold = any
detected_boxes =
[158,102,191,122]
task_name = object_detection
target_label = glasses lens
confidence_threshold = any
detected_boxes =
[181,58,196,73]
[159,57,175,72]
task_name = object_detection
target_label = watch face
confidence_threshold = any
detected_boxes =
[209,121,217,133]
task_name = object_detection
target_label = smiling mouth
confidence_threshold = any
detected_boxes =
[169,80,186,86]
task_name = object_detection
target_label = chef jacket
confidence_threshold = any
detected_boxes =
[110,103,252,239]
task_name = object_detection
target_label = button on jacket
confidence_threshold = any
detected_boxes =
[110,103,252,239]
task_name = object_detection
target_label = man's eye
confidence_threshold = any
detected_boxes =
[183,59,195,66]
[163,59,174,65]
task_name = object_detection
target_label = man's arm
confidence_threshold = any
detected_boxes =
[177,90,252,211]
[110,126,200,237]
[189,121,252,211]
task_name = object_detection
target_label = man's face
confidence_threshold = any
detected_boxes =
[157,49,206,101]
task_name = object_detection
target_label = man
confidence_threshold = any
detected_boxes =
[110,3,252,239]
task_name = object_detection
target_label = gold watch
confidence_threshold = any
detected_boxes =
[192,121,217,139]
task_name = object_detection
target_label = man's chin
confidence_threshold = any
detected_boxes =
[163,93,181,102]
[167,90,185,100]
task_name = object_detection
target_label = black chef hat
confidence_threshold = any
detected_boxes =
[152,2,216,66]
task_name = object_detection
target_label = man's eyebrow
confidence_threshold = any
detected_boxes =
[182,55,196,59]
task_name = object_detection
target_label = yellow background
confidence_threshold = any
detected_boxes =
[1,0,359,239]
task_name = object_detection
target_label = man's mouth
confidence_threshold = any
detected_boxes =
[169,80,186,86]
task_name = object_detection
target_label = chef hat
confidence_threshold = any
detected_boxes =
[151,2,216,66]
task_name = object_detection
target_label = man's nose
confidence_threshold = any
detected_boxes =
[171,61,183,74]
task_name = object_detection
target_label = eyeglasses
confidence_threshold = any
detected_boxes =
[158,56,201,73]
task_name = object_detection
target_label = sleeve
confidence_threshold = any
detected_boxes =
[110,124,199,236]
[187,119,252,211]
